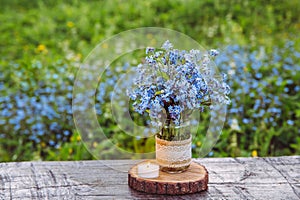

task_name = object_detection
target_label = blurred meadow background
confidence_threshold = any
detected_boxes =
[0,0,299,161]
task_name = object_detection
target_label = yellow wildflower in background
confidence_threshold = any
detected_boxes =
[102,43,108,49]
[92,141,98,148]
[68,148,73,154]
[36,44,48,54]
[76,53,82,60]
[146,33,153,39]
[196,141,202,147]
[67,21,74,28]
[41,142,46,148]
[252,150,258,157]
[37,44,45,51]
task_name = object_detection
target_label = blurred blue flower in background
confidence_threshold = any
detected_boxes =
[0,41,299,155]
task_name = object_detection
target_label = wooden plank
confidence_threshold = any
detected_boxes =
[0,156,299,199]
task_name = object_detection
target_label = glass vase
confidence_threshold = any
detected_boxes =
[155,120,192,173]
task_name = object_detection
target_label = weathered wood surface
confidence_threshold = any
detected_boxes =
[128,161,208,194]
[0,156,299,199]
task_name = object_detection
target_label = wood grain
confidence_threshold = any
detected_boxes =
[0,156,299,199]
[128,161,208,194]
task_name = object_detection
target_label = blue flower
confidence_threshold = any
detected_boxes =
[161,40,173,50]
[127,41,231,126]
[146,47,155,54]
[287,120,294,125]
[209,49,219,57]
[168,105,182,125]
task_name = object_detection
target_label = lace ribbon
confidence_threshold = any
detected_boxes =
[156,136,192,168]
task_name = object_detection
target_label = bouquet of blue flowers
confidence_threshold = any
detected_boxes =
[127,41,230,140]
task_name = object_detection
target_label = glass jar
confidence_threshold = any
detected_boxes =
[156,120,191,173]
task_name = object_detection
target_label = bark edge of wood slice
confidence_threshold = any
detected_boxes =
[128,160,208,195]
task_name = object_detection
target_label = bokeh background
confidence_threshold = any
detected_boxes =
[0,0,299,161]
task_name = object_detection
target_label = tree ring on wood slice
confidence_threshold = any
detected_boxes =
[128,160,208,195]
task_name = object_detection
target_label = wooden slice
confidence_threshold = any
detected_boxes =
[128,160,208,195]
